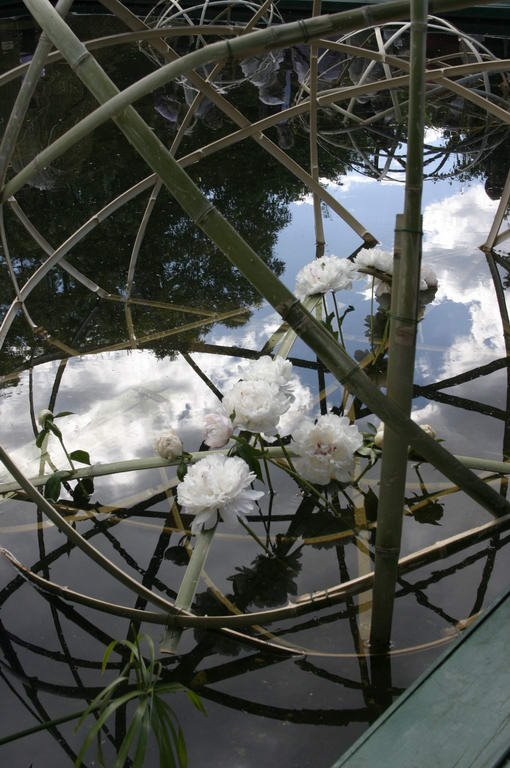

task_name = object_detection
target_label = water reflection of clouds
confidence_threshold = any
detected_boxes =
[0,336,313,491]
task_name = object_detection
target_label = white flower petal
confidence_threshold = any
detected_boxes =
[295,256,357,299]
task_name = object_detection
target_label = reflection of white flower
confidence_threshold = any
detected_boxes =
[419,265,438,290]
[241,356,294,394]
[355,247,393,275]
[223,379,290,434]
[374,421,436,448]
[203,409,233,448]
[177,454,264,533]
[291,413,363,484]
[356,248,438,297]
[295,255,357,299]
[155,429,183,460]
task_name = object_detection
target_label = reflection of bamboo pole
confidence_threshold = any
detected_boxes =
[4,511,510,631]
[370,0,428,650]
[99,0,374,244]
[15,0,510,523]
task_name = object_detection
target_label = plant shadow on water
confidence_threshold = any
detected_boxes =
[2,2,510,766]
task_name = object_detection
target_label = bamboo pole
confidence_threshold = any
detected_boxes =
[160,527,216,653]
[15,0,510,526]
[2,450,510,496]
[370,0,428,649]
[0,0,74,184]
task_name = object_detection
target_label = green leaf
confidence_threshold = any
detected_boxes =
[230,440,263,482]
[114,700,146,768]
[47,421,63,440]
[54,411,74,419]
[177,460,188,482]
[44,472,65,501]
[70,450,91,465]
[185,689,206,715]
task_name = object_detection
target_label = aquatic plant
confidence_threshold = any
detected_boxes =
[75,633,205,767]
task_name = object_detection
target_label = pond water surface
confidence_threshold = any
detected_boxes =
[1,8,510,767]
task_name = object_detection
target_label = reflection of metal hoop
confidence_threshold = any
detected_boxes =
[294,16,508,182]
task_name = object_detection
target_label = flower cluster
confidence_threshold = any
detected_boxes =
[177,454,264,533]
[294,255,357,299]
[292,413,363,485]
[204,355,295,446]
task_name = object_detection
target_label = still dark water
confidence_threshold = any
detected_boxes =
[1,7,510,767]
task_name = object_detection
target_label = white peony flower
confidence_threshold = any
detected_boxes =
[203,409,234,448]
[223,378,291,435]
[291,413,363,485]
[155,428,183,460]
[374,421,436,448]
[241,356,294,394]
[177,454,264,533]
[294,255,357,299]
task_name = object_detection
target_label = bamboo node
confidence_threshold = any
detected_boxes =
[297,19,310,45]
[194,202,216,226]
[388,312,418,325]
[70,48,91,71]
[375,545,400,559]
[394,226,424,235]
[340,362,362,386]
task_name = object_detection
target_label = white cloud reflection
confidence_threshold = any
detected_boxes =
[0,320,313,492]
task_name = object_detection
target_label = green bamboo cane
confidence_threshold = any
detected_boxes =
[159,527,216,653]
[0,0,74,183]
[3,55,509,205]
[370,0,428,649]
[310,0,326,258]
[99,0,374,244]
[9,0,510,524]
[5,0,500,201]
[0,444,183,614]
[2,450,509,496]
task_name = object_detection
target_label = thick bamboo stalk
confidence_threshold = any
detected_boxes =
[1,450,509,496]
[0,0,74,183]
[15,0,510,525]
[370,0,428,649]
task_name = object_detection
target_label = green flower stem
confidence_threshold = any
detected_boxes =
[258,435,274,495]
[160,527,216,653]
